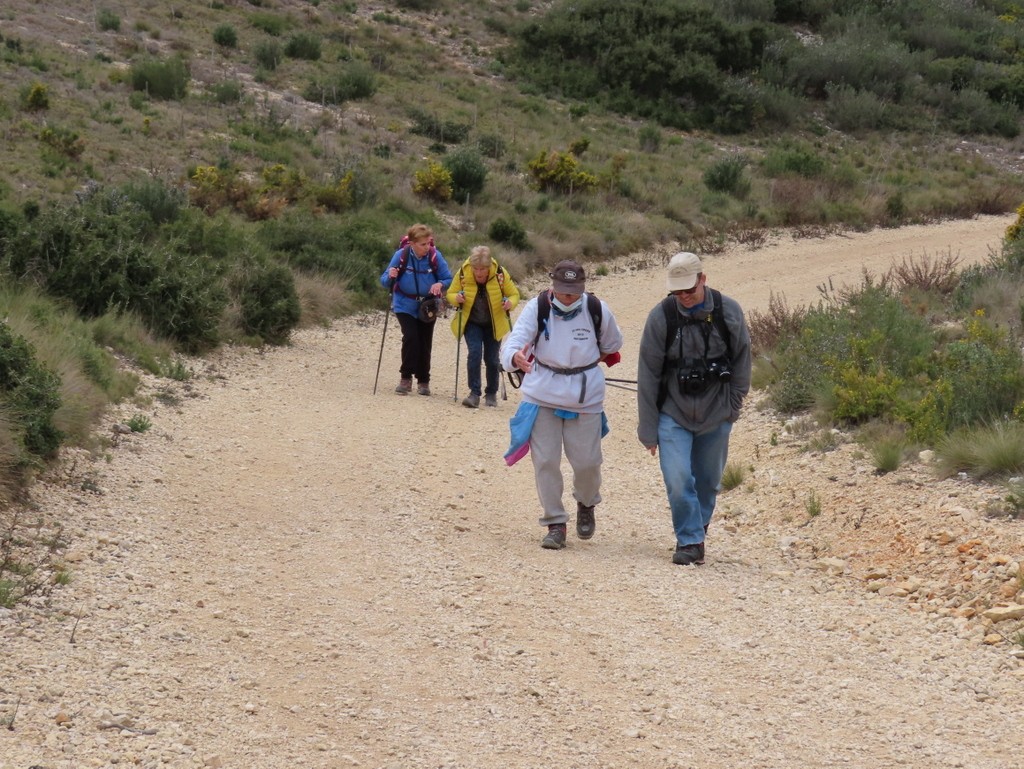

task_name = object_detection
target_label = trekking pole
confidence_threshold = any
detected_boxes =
[372,304,390,395]
[454,305,463,401]
[500,308,512,401]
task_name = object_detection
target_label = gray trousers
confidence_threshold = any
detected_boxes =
[529,407,603,526]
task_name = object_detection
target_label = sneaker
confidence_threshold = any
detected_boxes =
[462,393,480,408]
[576,502,596,540]
[395,378,412,395]
[541,524,567,550]
[484,393,498,407]
[672,543,705,566]
[418,383,431,396]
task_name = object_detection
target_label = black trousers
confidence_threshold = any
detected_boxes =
[396,311,436,383]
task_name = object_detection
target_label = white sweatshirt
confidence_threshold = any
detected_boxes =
[500,292,624,414]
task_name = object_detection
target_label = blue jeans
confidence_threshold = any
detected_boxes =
[657,413,732,546]
[463,321,499,396]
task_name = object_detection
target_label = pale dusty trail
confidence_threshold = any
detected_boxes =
[2,215,1022,769]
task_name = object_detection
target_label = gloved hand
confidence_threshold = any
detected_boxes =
[602,351,621,367]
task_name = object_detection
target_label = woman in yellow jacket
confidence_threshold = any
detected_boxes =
[446,246,521,408]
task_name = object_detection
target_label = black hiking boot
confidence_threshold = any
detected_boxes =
[576,502,596,540]
[672,543,705,566]
[541,524,567,550]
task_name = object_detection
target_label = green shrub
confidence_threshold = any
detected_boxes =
[638,124,661,153]
[395,0,442,9]
[0,322,63,460]
[825,83,889,133]
[939,87,1021,138]
[304,62,377,105]
[478,134,507,160]
[256,212,391,298]
[254,39,282,70]
[19,82,49,111]
[762,145,826,178]
[249,12,288,36]
[311,171,355,213]
[488,217,529,250]
[97,8,121,32]
[119,177,186,227]
[939,316,1024,428]
[213,25,238,49]
[442,146,488,204]
[4,190,225,351]
[285,32,321,61]
[126,414,151,433]
[130,56,190,100]
[764,282,934,418]
[233,260,300,345]
[703,156,749,198]
[509,0,767,131]
[38,126,84,159]
[408,107,471,144]
[211,80,243,104]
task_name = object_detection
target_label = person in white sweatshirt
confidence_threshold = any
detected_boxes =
[500,260,624,550]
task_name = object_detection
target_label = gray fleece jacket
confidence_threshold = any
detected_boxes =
[636,289,752,447]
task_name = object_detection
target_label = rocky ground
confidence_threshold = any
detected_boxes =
[2,215,1023,769]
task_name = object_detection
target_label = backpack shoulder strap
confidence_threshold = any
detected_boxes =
[587,293,602,346]
[533,291,551,347]
[661,295,679,355]
[708,288,732,358]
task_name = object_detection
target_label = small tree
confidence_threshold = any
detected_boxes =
[443,147,487,204]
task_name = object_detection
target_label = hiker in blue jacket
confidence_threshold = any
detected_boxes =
[380,223,453,396]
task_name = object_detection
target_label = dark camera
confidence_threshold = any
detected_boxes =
[677,361,709,396]
[707,360,732,383]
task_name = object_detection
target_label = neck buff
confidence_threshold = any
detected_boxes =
[551,295,584,320]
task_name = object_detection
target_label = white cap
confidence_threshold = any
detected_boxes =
[666,252,703,291]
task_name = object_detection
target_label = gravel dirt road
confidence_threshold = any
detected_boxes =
[2,215,1023,769]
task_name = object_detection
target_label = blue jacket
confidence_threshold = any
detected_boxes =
[380,246,453,317]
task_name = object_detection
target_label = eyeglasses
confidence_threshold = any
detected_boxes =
[671,285,700,296]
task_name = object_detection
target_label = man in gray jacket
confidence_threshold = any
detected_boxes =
[637,252,751,565]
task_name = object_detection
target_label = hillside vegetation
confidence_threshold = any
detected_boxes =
[1,0,1024,509]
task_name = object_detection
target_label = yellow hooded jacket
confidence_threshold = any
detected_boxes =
[446,258,520,340]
